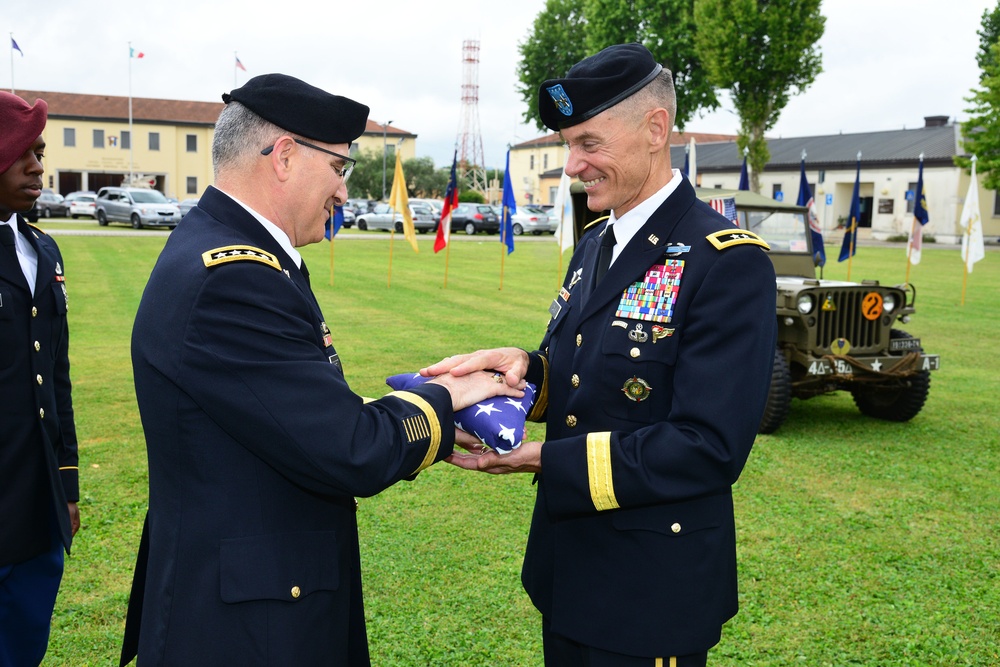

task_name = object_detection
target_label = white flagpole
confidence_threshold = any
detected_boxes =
[234,51,238,88]
[128,41,134,185]
[9,33,15,94]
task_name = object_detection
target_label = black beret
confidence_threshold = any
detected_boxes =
[222,73,370,145]
[538,43,662,131]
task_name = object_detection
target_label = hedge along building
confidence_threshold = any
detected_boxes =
[674,116,994,245]
[13,89,416,200]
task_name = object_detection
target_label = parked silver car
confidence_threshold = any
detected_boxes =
[356,203,437,233]
[96,186,181,229]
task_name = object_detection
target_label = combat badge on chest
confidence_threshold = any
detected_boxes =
[549,267,585,321]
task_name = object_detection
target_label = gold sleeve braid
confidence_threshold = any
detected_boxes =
[526,354,549,422]
[586,432,619,511]
[387,390,443,475]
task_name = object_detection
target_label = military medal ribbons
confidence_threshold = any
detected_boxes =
[615,261,684,323]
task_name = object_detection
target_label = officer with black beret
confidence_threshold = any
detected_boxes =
[429,44,777,666]
[119,73,521,667]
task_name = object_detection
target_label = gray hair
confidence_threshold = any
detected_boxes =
[212,102,285,177]
[613,69,677,141]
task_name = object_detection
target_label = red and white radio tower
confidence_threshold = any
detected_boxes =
[458,40,487,196]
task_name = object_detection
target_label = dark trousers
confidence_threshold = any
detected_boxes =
[542,617,709,667]
[0,524,64,667]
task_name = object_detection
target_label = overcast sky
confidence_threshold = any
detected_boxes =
[5,0,995,168]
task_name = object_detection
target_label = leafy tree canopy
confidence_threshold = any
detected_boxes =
[957,40,1000,190]
[694,0,824,192]
[976,2,1000,76]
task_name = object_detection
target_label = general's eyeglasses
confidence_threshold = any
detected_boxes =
[261,138,356,183]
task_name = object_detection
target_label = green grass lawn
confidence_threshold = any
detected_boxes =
[39,232,999,666]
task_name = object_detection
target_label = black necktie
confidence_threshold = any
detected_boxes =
[594,224,616,284]
[0,223,17,258]
[300,259,311,286]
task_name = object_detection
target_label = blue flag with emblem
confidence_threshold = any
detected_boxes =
[501,149,516,254]
[797,158,825,266]
[839,158,862,262]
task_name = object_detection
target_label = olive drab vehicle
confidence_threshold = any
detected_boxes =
[568,183,940,434]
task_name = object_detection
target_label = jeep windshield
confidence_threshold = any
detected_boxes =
[743,209,810,254]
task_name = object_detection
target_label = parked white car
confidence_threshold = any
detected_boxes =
[356,203,437,233]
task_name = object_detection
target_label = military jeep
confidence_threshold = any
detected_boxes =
[567,183,940,434]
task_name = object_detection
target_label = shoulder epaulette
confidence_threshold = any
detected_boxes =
[26,222,47,236]
[202,245,282,271]
[705,229,770,251]
[583,215,611,233]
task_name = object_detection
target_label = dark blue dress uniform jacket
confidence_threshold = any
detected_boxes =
[521,178,777,658]
[121,187,456,667]
[0,217,79,567]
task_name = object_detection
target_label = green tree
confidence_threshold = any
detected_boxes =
[956,41,1000,190]
[976,2,1000,77]
[693,0,824,193]
[584,0,718,130]
[516,0,590,130]
[346,148,385,200]
[403,157,448,197]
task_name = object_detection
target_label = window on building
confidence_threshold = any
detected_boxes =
[772,183,782,199]
[187,177,198,194]
[529,155,535,170]
[543,154,549,170]
[149,132,160,151]
[122,131,130,150]
[93,129,104,149]
[186,134,197,152]
[994,191,1000,217]
[64,128,76,147]
[906,181,918,213]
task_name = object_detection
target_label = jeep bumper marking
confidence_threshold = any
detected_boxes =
[806,354,940,376]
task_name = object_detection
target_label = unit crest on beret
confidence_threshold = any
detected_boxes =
[202,245,282,271]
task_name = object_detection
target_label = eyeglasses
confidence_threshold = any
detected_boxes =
[261,138,356,183]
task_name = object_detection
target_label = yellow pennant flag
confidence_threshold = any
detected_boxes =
[388,151,417,252]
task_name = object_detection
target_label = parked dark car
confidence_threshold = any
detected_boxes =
[35,191,68,218]
[450,203,499,235]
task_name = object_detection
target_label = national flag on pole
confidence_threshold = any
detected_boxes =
[325,205,344,240]
[709,197,738,225]
[798,158,825,266]
[552,167,575,254]
[500,149,516,254]
[130,46,144,59]
[434,151,458,253]
[11,37,23,56]
[960,157,985,273]
[388,150,417,252]
[235,55,247,72]
[738,153,749,191]
[907,158,929,265]
[839,158,862,262]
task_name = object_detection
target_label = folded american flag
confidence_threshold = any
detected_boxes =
[386,373,537,454]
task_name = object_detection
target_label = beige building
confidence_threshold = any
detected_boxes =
[15,89,416,199]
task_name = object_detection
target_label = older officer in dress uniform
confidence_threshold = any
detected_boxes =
[119,74,521,667]
[0,91,81,666]
[428,44,777,666]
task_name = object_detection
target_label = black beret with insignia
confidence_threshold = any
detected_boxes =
[223,73,370,145]
[538,43,662,132]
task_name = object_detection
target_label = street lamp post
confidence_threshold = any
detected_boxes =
[382,120,393,200]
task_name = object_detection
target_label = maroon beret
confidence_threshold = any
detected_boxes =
[0,91,47,173]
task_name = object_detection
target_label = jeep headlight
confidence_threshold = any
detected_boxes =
[883,293,897,313]
[797,294,815,314]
